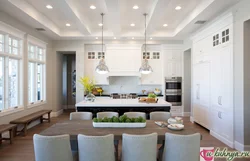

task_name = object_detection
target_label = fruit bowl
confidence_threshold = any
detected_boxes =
[154,90,161,95]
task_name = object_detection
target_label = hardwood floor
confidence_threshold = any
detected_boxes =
[0,112,249,161]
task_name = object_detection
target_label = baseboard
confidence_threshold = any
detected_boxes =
[51,109,63,117]
[210,130,234,148]
[234,141,250,151]
[182,112,191,117]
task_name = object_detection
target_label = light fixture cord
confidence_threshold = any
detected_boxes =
[144,13,147,58]
[101,13,104,55]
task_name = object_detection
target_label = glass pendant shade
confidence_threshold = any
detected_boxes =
[139,59,153,74]
[95,59,109,74]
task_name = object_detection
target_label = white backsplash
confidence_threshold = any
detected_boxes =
[98,76,162,95]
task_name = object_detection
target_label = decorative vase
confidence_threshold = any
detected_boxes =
[85,92,96,102]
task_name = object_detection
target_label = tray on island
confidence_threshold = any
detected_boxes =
[138,98,158,103]
[93,122,146,128]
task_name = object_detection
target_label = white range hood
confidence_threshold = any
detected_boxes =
[105,44,142,77]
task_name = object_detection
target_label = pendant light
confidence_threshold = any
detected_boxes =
[96,13,109,74]
[139,13,153,74]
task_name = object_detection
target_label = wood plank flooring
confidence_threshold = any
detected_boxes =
[0,112,249,161]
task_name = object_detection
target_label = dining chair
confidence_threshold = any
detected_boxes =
[33,134,78,161]
[78,134,115,161]
[162,133,200,161]
[70,112,93,120]
[124,112,146,119]
[97,112,119,118]
[122,133,158,161]
[149,111,171,121]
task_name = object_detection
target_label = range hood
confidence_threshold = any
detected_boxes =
[107,71,141,77]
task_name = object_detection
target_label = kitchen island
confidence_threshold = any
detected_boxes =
[75,97,172,118]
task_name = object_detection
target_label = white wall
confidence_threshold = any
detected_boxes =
[0,12,54,124]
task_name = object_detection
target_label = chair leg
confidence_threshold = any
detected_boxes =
[9,129,13,144]
[114,140,119,161]
[0,133,2,145]
[48,112,51,123]
[23,124,27,136]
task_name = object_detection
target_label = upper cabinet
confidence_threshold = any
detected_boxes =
[162,46,183,77]
[84,49,109,85]
[140,51,162,85]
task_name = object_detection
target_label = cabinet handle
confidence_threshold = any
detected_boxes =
[218,112,222,119]
[220,96,222,105]
[218,96,222,105]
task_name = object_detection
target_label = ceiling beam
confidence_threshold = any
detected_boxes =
[7,0,60,36]
[103,0,121,36]
[63,0,91,35]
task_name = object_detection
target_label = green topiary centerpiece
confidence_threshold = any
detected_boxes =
[93,114,146,123]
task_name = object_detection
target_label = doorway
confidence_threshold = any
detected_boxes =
[62,53,76,109]
[183,49,191,116]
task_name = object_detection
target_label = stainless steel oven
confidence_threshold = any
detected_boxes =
[165,77,182,106]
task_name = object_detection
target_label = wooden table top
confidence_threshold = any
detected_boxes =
[40,120,201,141]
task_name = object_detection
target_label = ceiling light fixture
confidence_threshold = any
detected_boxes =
[132,37,135,39]
[90,5,96,9]
[95,13,109,74]
[133,5,139,9]
[163,24,168,27]
[130,23,135,27]
[98,23,103,26]
[114,37,116,39]
[66,23,71,27]
[46,5,53,9]
[95,37,98,39]
[139,13,153,75]
[150,37,153,40]
[175,6,182,10]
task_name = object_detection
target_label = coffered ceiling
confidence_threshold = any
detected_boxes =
[0,0,241,40]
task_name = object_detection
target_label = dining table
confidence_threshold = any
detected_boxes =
[40,120,202,161]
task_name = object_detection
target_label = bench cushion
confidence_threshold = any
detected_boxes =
[10,110,52,124]
[0,124,17,133]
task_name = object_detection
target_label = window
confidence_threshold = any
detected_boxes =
[222,29,229,43]
[143,52,150,59]
[28,42,46,105]
[213,34,219,47]
[0,33,22,112]
[152,52,160,59]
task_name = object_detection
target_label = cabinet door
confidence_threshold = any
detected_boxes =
[141,59,162,85]
[165,61,181,77]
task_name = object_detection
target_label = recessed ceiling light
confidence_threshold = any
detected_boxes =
[132,37,134,39]
[98,23,103,26]
[46,5,53,9]
[150,37,153,40]
[163,24,168,27]
[130,23,135,27]
[90,5,96,9]
[175,6,182,10]
[95,37,98,39]
[133,5,139,9]
[114,37,116,39]
[66,23,71,27]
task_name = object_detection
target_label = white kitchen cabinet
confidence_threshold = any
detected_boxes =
[192,62,210,129]
[84,52,109,85]
[210,45,232,110]
[141,52,162,85]
[163,49,182,77]
[165,60,182,77]
[210,108,234,146]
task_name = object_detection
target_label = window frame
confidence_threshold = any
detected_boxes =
[0,32,23,112]
[27,35,47,107]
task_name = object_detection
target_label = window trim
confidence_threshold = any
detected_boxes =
[27,36,46,106]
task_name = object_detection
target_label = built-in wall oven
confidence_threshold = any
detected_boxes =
[165,77,182,106]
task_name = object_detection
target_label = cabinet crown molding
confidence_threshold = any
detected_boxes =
[105,44,142,50]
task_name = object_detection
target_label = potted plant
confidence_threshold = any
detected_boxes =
[79,76,96,102]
